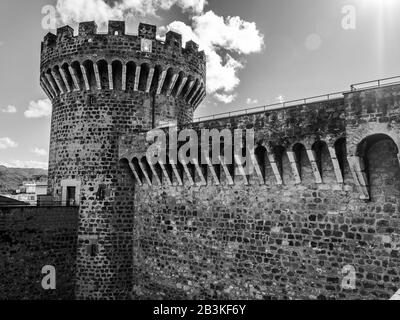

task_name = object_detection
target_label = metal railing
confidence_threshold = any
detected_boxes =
[193,91,345,123]
[350,76,400,91]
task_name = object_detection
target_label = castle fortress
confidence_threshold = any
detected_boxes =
[2,20,400,300]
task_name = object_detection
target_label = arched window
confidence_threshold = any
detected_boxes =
[357,134,400,201]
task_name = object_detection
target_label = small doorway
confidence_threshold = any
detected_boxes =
[66,186,76,206]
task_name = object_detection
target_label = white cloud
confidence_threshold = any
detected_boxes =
[0,160,48,170]
[162,11,264,102]
[0,137,18,150]
[32,148,48,157]
[1,105,17,113]
[24,99,52,119]
[55,1,264,104]
[214,93,236,104]
[246,98,258,105]
[56,0,208,25]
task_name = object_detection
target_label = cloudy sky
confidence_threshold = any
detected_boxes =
[0,0,399,169]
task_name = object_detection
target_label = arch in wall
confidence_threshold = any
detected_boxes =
[150,65,163,94]
[71,61,85,90]
[82,60,96,90]
[132,158,144,183]
[52,65,67,93]
[255,145,267,182]
[161,67,175,95]
[356,134,400,201]
[140,156,153,183]
[46,68,60,95]
[126,61,136,91]
[293,143,313,183]
[334,137,347,182]
[97,60,109,90]
[139,63,150,92]
[61,63,74,91]
[186,78,200,102]
[312,140,336,183]
[273,145,286,184]
[180,75,194,99]
[112,60,123,91]
[171,71,186,97]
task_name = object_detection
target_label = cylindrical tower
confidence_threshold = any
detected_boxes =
[40,20,206,299]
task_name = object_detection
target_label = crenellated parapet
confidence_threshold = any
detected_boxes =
[40,21,206,110]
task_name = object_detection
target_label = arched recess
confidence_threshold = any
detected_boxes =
[132,158,144,183]
[255,145,267,182]
[161,68,175,95]
[312,141,336,183]
[334,138,348,182]
[139,63,150,92]
[61,63,74,90]
[97,60,109,90]
[357,134,400,201]
[273,146,286,185]
[71,61,84,90]
[171,71,185,97]
[126,61,136,92]
[293,143,313,183]
[46,68,60,95]
[150,65,163,94]
[186,79,200,102]
[140,156,153,183]
[180,76,194,99]
[82,60,96,90]
[53,66,67,93]
[112,60,123,91]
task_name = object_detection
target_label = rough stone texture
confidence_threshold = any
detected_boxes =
[41,21,205,299]
[37,20,400,300]
[123,85,400,300]
[0,207,78,300]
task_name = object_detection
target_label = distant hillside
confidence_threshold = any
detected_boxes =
[0,166,47,193]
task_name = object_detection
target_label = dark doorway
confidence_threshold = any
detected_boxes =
[66,187,76,206]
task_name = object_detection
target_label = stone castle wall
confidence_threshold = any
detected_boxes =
[121,84,400,300]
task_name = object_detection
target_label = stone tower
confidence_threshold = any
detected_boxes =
[40,20,206,299]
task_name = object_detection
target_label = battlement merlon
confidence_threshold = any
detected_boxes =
[41,20,206,66]
[39,20,206,108]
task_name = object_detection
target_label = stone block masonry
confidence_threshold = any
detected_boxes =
[123,84,400,300]
[0,207,79,300]
[36,18,400,300]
